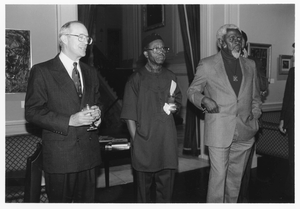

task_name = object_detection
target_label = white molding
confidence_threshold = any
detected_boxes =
[56,5,78,28]
[224,5,240,26]
[198,119,209,160]
[262,102,282,112]
[6,120,26,125]
[55,5,78,54]
[200,5,213,58]
[6,120,28,136]
[201,5,241,59]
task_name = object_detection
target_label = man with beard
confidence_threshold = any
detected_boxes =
[121,33,182,203]
[187,24,262,203]
[25,21,102,202]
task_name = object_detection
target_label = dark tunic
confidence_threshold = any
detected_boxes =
[121,66,182,172]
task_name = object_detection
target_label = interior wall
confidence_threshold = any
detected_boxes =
[239,4,295,110]
[5,4,295,135]
[5,4,77,135]
[199,4,295,112]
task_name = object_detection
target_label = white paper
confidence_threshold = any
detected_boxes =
[163,103,171,115]
[163,103,176,115]
[170,80,177,95]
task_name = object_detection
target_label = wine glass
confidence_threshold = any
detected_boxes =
[84,104,98,131]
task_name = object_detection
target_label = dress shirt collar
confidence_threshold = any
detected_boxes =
[59,52,82,77]
[59,52,84,90]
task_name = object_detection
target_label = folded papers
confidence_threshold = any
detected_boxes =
[170,80,176,96]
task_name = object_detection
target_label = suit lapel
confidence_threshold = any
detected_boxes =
[49,56,81,104]
[238,57,249,99]
[214,53,237,97]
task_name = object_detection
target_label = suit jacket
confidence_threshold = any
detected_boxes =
[25,55,101,173]
[280,67,294,129]
[187,52,262,147]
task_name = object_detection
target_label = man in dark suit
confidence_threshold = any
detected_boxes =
[187,24,262,203]
[25,21,102,203]
[279,43,295,201]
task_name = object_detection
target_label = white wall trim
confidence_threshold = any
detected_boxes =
[56,4,78,28]
[6,120,28,136]
[224,5,240,26]
[262,102,282,112]
[56,5,78,54]
[200,5,213,59]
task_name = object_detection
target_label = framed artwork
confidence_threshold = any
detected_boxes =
[248,43,272,79]
[6,29,31,93]
[143,5,165,31]
[278,55,293,75]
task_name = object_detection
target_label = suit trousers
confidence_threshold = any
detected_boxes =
[206,137,254,203]
[237,142,255,203]
[135,169,176,203]
[44,167,97,203]
[286,124,295,197]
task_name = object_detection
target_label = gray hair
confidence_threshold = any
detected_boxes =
[58,21,84,48]
[216,24,240,48]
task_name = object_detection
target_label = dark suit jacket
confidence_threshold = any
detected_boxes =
[25,55,101,173]
[280,67,295,129]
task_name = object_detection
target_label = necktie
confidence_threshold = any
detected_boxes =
[72,62,82,98]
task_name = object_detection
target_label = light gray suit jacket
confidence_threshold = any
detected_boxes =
[187,52,262,148]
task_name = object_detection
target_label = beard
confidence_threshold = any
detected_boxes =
[231,50,240,59]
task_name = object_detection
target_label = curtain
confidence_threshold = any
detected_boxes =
[178,5,203,156]
[78,5,97,66]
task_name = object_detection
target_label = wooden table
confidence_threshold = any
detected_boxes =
[100,143,131,188]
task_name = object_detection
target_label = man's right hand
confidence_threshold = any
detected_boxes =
[69,109,95,127]
[278,120,286,134]
[202,97,219,113]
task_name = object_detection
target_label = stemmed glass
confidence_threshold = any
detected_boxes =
[84,104,97,131]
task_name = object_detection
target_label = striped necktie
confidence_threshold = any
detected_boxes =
[72,62,82,98]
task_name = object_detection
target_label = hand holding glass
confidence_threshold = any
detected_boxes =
[167,94,177,113]
[83,104,98,131]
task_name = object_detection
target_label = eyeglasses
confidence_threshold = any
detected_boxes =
[65,34,93,45]
[146,47,170,54]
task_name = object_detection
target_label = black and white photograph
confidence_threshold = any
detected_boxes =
[4,3,297,206]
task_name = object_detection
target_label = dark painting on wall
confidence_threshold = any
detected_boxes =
[5,29,31,93]
[143,5,165,31]
[248,43,272,79]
